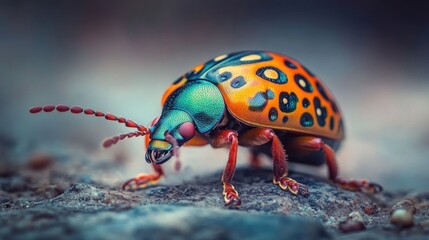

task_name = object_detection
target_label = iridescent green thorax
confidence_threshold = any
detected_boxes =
[162,80,225,133]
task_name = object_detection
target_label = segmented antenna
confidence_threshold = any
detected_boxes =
[102,131,145,148]
[29,104,150,140]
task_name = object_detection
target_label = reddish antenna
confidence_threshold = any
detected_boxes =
[102,131,145,148]
[29,104,150,147]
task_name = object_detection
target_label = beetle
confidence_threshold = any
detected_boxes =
[29,51,381,206]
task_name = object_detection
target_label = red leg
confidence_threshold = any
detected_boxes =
[122,163,164,190]
[210,130,241,207]
[249,151,262,169]
[321,143,382,193]
[239,128,308,196]
[122,117,165,190]
[271,133,309,195]
[289,136,382,193]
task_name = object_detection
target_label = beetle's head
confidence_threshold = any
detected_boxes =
[145,81,226,164]
[145,110,195,164]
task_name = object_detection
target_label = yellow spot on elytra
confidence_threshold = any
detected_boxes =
[282,98,288,104]
[299,79,306,87]
[214,54,227,62]
[316,108,322,116]
[240,54,261,61]
[264,69,278,79]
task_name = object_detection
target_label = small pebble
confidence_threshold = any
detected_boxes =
[348,211,365,223]
[339,211,366,233]
[339,220,366,233]
[390,209,414,228]
[363,203,378,215]
[391,199,416,214]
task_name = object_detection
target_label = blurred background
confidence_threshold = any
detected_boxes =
[1,0,428,191]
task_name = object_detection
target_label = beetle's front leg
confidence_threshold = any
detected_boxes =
[239,128,309,196]
[122,163,164,190]
[123,117,165,190]
[122,136,165,190]
[210,130,241,207]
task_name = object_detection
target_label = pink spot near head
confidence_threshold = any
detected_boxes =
[179,122,195,140]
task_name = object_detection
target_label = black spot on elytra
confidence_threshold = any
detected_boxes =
[331,101,338,113]
[329,116,334,130]
[249,92,268,112]
[230,76,246,88]
[294,74,313,93]
[279,92,298,113]
[338,119,344,134]
[282,116,289,123]
[256,66,288,84]
[269,107,278,122]
[303,65,315,77]
[316,81,330,101]
[314,97,327,127]
[217,71,232,82]
[302,98,310,108]
[300,112,314,127]
[172,77,184,85]
[284,60,297,69]
[185,71,193,78]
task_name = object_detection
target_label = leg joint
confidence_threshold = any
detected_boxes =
[227,131,238,143]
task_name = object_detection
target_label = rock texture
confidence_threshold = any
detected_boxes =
[1,155,428,240]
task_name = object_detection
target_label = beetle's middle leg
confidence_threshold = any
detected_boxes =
[210,129,241,207]
[239,128,309,196]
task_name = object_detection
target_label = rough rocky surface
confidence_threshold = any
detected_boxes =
[1,154,428,240]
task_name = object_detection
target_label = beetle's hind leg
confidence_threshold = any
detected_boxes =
[288,136,382,193]
[321,142,382,193]
[239,128,309,196]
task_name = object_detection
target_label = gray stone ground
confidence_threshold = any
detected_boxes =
[0,153,428,240]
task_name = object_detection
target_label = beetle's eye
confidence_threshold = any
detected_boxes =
[178,122,195,140]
